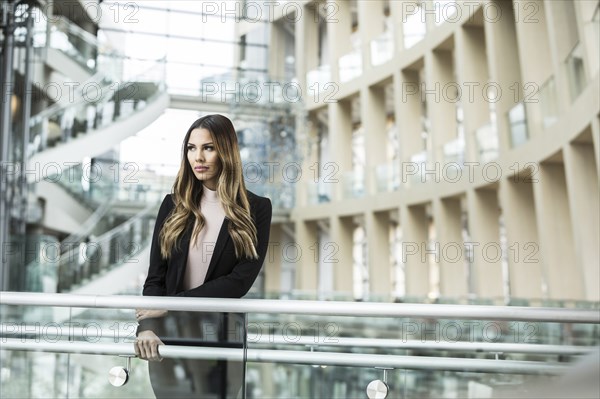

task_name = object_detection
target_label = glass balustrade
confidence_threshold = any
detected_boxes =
[405,150,429,187]
[306,178,333,205]
[29,57,167,156]
[370,30,394,67]
[2,296,597,399]
[338,50,363,83]
[538,76,559,129]
[507,102,528,148]
[1,302,247,398]
[343,170,365,199]
[45,160,172,208]
[306,65,332,93]
[403,3,427,49]
[193,71,302,108]
[442,136,465,167]
[55,205,157,293]
[374,161,401,193]
[475,123,499,163]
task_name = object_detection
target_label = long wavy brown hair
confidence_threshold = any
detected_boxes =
[159,114,258,260]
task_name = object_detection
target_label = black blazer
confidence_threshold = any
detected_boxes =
[141,190,272,299]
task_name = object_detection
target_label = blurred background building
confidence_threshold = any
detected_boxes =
[1,0,599,398]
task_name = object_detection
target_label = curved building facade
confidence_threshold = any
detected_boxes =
[245,0,600,303]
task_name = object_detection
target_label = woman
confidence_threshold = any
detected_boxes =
[134,114,272,398]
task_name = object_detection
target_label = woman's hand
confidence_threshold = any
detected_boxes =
[135,309,168,321]
[134,330,164,361]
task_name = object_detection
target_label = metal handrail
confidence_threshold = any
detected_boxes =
[1,325,594,356]
[1,292,599,323]
[0,338,570,374]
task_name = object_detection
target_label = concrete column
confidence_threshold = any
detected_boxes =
[299,114,320,206]
[467,188,502,298]
[328,99,353,200]
[361,84,387,195]
[513,0,552,138]
[483,0,523,153]
[358,0,384,72]
[564,140,599,300]
[397,68,424,161]
[433,197,468,297]
[400,204,430,296]
[298,4,319,88]
[533,161,583,300]
[425,48,457,163]
[543,0,577,113]
[327,0,352,83]
[330,216,354,294]
[592,117,600,181]
[499,179,543,299]
[455,25,490,163]
[295,220,318,292]
[366,210,392,299]
[390,0,405,53]
[268,22,287,79]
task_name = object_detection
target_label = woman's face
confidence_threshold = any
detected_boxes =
[187,128,222,190]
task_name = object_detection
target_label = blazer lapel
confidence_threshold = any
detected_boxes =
[204,218,230,281]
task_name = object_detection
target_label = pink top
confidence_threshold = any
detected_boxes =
[183,187,225,290]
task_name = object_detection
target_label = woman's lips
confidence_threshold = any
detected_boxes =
[194,166,209,172]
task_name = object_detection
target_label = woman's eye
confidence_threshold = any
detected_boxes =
[187,146,195,151]
[205,146,214,151]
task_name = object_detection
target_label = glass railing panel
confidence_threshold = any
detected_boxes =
[507,102,528,148]
[475,123,499,163]
[29,57,166,156]
[343,169,365,199]
[403,3,427,49]
[442,136,465,167]
[405,150,429,187]
[1,303,248,398]
[306,178,333,205]
[338,50,363,83]
[538,76,559,129]
[245,311,597,399]
[56,206,157,293]
[370,30,394,67]
[48,160,171,208]
[374,161,401,193]
[306,65,332,93]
